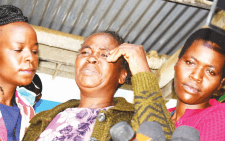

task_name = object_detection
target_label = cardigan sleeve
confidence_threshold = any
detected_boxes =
[131,72,175,140]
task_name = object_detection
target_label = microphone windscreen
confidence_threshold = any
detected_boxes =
[171,126,200,141]
[110,121,135,141]
[136,121,166,141]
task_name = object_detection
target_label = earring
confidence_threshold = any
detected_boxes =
[0,86,4,95]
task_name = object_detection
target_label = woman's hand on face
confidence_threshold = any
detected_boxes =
[107,43,151,75]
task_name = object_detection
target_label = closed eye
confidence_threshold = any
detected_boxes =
[101,53,108,57]
[32,50,38,54]
[14,49,22,52]
[81,51,90,54]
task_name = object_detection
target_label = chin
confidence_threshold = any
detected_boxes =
[78,81,101,89]
[18,79,33,86]
[77,76,102,88]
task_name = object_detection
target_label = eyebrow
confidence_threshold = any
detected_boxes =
[80,45,89,49]
[99,47,110,52]
[203,42,223,54]
[16,42,39,46]
[191,56,216,69]
[80,45,110,52]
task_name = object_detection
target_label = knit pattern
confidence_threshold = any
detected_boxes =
[0,5,28,26]
[131,72,175,140]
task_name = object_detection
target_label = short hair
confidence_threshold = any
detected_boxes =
[179,28,225,78]
[179,28,225,59]
[0,5,28,26]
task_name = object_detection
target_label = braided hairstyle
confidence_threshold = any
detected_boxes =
[0,5,28,26]
[0,5,28,105]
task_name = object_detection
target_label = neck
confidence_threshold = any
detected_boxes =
[0,82,17,106]
[79,94,114,108]
[171,98,210,124]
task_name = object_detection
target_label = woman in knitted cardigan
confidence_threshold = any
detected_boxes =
[0,5,38,141]
[23,31,175,141]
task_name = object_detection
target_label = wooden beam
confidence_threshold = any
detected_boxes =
[166,0,212,9]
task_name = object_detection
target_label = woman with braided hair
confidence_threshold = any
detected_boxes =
[0,5,38,141]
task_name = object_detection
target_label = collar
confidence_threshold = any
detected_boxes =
[30,97,134,124]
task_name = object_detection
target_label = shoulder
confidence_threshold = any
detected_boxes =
[112,97,134,112]
[198,100,225,122]
[30,99,80,123]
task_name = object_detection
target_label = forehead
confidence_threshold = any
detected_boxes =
[0,22,33,33]
[0,22,35,39]
[183,40,225,67]
[185,40,222,55]
[82,33,119,50]
[0,22,37,47]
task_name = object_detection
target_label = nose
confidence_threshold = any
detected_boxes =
[87,55,98,64]
[86,53,99,64]
[189,67,203,83]
[24,49,35,63]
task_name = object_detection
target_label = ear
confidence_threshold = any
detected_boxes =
[118,68,127,84]
[174,60,178,70]
[217,78,225,90]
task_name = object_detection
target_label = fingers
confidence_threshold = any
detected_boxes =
[107,43,151,75]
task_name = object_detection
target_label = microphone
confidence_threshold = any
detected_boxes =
[171,126,200,141]
[134,121,166,141]
[110,121,166,141]
[110,121,135,141]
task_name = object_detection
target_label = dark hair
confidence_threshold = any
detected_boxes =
[179,28,225,78]
[0,5,28,26]
[179,28,225,59]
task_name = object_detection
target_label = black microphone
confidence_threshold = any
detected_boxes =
[110,121,166,141]
[110,121,135,141]
[171,126,200,141]
[134,121,166,141]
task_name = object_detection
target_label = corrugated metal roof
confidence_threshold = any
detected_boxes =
[0,0,209,56]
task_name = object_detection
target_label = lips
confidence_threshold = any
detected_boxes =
[20,68,35,75]
[182,82,200,94]
[81,66,99,75]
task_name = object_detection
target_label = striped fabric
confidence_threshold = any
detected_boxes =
[131,72,175,140]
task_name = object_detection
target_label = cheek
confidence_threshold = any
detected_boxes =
[34,56,39,67]
[75,57,86,74]
[75,57,83,68]
[9,56,21,67]
[204,79,222,93]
